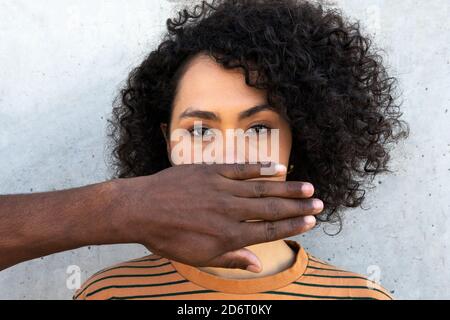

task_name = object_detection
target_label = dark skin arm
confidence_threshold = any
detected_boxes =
[0,163,323,272]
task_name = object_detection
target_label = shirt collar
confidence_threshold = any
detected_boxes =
[170,239,308,294]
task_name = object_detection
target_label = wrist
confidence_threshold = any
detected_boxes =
[98,178,134,244]
[75,178,133,246]
[103,176,157,245]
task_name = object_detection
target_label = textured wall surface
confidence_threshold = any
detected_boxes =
[0,0,449,299]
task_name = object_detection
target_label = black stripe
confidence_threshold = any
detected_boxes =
[130,256,163,263]
[74,270,178,300]
[91,262,171,277]
[85,279,190,298]
[106,289,381,300]
[263,291,377,300]
[308,257,335,266]
[303,273,369,279]
[306,258,392,299]
[108,290,378,300]
[90,256,164,278]
[307,265,351,273]
[307,255,348,273]
[302,273,392,298]
[108,290,217,300]
[293,281,392,299]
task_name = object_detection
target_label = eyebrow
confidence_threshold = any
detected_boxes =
[179,109,220,121]
[178,103,275,121]
[238,103,275,120]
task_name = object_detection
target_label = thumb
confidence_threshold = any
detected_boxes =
[208,248,262,273]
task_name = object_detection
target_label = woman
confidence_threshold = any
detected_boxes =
[74,0,408,300]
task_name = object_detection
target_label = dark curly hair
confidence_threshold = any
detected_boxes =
[107,0,409,230]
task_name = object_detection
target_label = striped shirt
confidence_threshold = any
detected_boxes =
[73,240,393,300]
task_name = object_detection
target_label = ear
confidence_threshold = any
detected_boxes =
[160,123,173,165]
[160,123,169,144]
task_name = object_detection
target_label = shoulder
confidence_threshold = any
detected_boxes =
[301,252,394,300]
[73,254,176,300]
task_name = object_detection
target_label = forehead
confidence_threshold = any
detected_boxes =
[172,54,267,116]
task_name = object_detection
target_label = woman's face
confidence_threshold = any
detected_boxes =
[164,53,292,181]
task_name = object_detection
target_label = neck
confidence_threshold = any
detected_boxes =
[199,239,297,279]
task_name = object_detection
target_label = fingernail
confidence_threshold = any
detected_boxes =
[246,265,262,273]
[313,199,323,211]
[274,164,287,174]
[301,183,314,193]
[304,215,316,225]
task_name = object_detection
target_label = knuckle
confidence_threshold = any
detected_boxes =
[221,227,238,245]
[191,164,205,176]
[221,252,244,269]
[286,182,299,193]
[213,175,226,190]
[218,194,239,214]
[253,181,267,197]
[222,258,235,269]
[233,163,246,176]
[202,163,214,174]
[266,199,281,220]
[209,197,228,214]
[264,221,277,242]
[289,217,303,232]
[297,199,307,212]
[190,163,200,171]
[218,196,231,211]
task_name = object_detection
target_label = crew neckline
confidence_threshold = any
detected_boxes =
[169,239,309,294]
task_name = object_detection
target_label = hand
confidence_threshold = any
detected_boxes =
[112,163,323,273]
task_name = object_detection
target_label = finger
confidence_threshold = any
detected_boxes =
[207,248,262,272]
[230,180,315,198]
[237,215,317,247]
[213,162,287,180]
[229,197,324,221]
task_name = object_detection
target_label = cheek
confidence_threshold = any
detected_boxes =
[168,134,196,166]
[256,126,292,166]
[246,131,291,182]
[279,129,292,166]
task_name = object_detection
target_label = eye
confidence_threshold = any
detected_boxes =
[189,126,215,138]
[245,124,271,135]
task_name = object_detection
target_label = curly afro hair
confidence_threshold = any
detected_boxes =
[108,0,409,230]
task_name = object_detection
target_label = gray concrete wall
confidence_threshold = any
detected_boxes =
[0,0,448,299]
